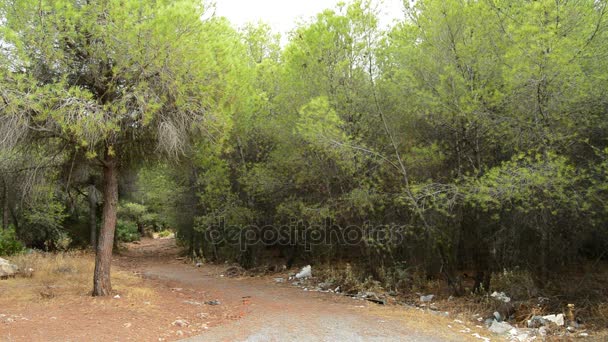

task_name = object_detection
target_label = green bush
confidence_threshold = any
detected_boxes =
[115,220,141,243]
[0,227,25,256]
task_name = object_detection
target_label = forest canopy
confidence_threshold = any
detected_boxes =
[1,0,607,298]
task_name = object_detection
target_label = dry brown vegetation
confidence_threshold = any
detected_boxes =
[2,251,152,302]
[0,250,239,341]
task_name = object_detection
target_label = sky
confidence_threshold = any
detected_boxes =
[215,0,405,37]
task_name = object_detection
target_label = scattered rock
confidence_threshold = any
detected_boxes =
[488,320,513,335]
[273,277,285,283]
[429,304,439,311]
[317,281,333,291]
[113,294,121,299]
[175,330,184,337]
[204,300,220,306]
[420,294,434,302]
[172,319,189,327]
[123,322,132,328]
[0,258,19,278]
[579,332,589,337]
[224,266,245,277]
[295,265,312,279]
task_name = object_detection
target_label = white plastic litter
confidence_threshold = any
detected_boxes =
[542,314,565,326]
[491,291,511,303]
[295,265,312,279]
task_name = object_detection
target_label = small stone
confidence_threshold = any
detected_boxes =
[123,323,132,328]
[273,278,285,283]
[175,330,184,337]
[318,282,333,290]
[113,295,121,299]
[420,294,434,302]
[204,300,220,306]
[172,319,189,327]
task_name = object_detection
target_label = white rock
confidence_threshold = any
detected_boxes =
[113,295,121,299]
[420,294,435,302]
[0,258,19,278]
[542,313,564,326]
[295,265,312,279]
[489,320,513,334]
[172,319,189,327]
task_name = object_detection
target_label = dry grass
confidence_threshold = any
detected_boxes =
[0,251,154,303]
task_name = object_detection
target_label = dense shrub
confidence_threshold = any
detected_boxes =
[115,220,140,243]
[0,227,25,256]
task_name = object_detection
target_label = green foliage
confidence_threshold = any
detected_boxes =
[2,0,607,296]
[115,220,140,243]
[0,228,25,256]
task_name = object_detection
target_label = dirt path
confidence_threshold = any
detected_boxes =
[121,239,487,342]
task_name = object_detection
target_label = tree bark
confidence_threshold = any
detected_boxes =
[88,184,98,251]
[2,178,9,230]
[93,154,118,296]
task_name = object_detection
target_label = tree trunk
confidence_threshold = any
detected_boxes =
[88,184,98,251]
[93,155,118,296]
[2,178,9,230]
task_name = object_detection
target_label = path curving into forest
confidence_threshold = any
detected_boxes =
[119,238,483,342]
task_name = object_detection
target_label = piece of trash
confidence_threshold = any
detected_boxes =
[491,291,511,303]
[472,333,490,342]
[295,265,312,279]
[183,300,202,305]
[196,262,203,267]
[488,320,513,334]
[113,295,121,299]
[204,300,220,306]
[273,278,285,283]
[123,323,132,328]
[542,313,565,326]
